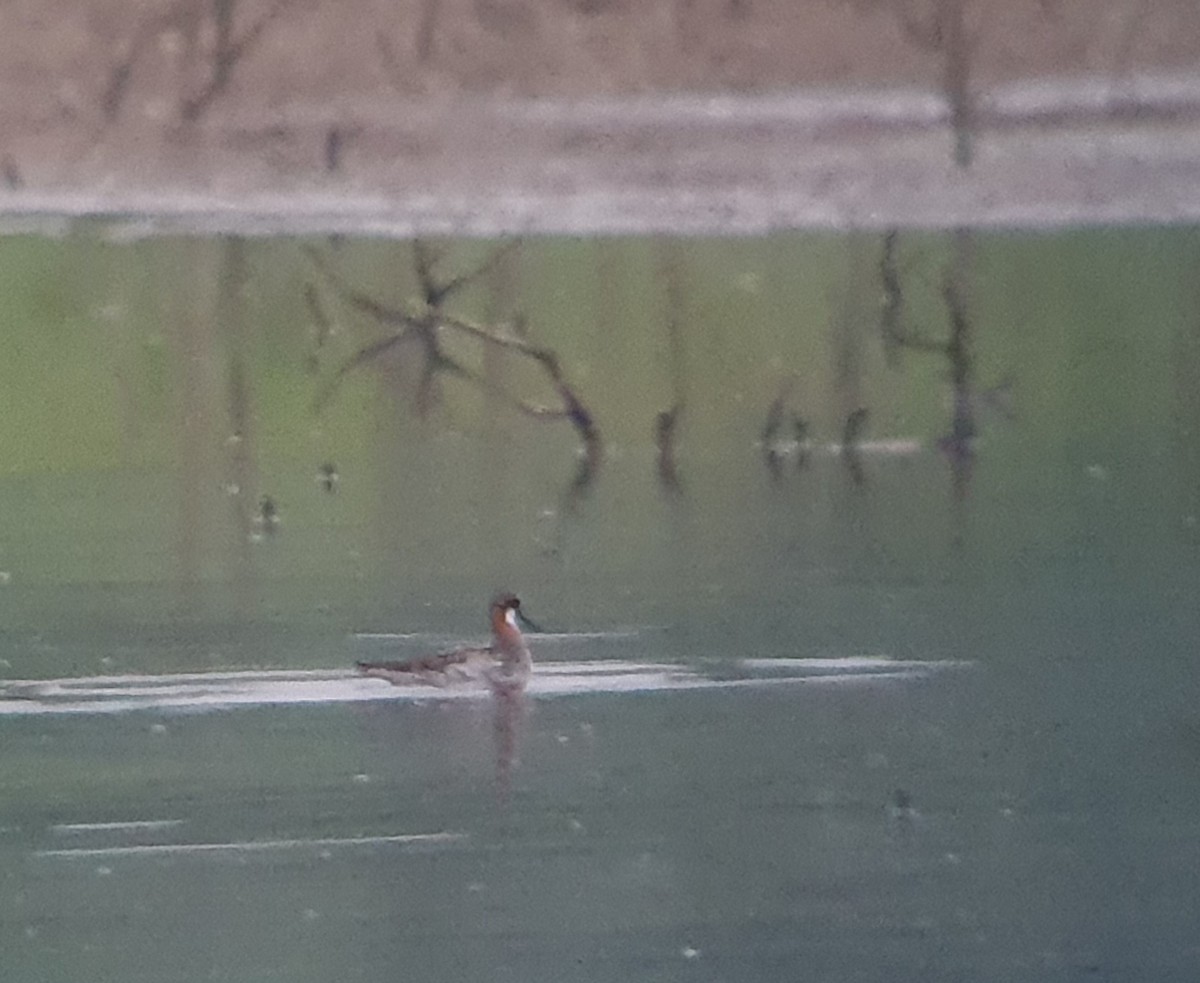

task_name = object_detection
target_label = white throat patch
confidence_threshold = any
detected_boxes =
[505,607,519,629]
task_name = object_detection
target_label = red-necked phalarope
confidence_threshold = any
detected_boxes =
[356,592,535,690]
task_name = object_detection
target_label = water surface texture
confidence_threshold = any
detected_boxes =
[1,228,1199,982]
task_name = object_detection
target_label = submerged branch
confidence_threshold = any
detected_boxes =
[440,312,599,449]
[305,244,599,458]
[420,238,523,308]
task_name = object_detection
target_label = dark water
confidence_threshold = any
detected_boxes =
[1,228,1199,981]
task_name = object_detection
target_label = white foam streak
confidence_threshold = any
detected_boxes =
[1,656,969,716]
[51,820,185,835]
[36,831,466,859]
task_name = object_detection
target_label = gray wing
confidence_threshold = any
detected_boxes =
[356,646,494,685]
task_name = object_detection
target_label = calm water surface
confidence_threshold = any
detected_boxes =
[1,228,1199,981]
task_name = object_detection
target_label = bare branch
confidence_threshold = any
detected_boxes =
[102,3,190,121]
[439,312,537,352]
[181,0,301,122]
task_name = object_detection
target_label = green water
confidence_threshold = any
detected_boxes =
[1,227,1199,981]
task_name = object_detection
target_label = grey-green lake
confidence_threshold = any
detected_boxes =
[1,227,1198,981]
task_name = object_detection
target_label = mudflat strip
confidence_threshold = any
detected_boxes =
[2,73,1200,236]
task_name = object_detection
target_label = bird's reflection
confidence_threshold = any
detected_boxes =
[939,388,977,502]
[491,679,528,806]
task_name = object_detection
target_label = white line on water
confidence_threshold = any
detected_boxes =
[353,630,645,642]
[738,657,972,670]
[1,658,971,716]
[51,820,185,835]
[537,661,672,675]
[352,632,437,640]
[36,831,466,859]
[4,668,354,690]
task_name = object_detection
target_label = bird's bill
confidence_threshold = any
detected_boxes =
[515,607,545,633]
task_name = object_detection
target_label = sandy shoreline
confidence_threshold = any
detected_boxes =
[5,0,1200,235]
[3,71,1199,237]
[4,0,1200,234]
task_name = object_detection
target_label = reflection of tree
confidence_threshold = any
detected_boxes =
[878,227,977,497]
[1174,246,1200,539]
[831,234,874,484]
[760,376,808,479]
[841,407,870,487]
[307,241,601,475]
[215,237,262,597]
[655,241,688,495]
[939,238,976,501]
[654,407,683,493]
[879,229,905,367]
[164,242,224,612]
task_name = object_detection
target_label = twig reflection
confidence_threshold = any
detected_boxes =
[841,407,869,487]
[655,405,684,495]
[760,376,809,478]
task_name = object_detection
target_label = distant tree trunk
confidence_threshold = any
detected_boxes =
[898,0,975,169]
[417,0,440,62]
[939,0,973,169]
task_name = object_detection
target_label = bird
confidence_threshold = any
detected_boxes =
[356,592,536,691]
